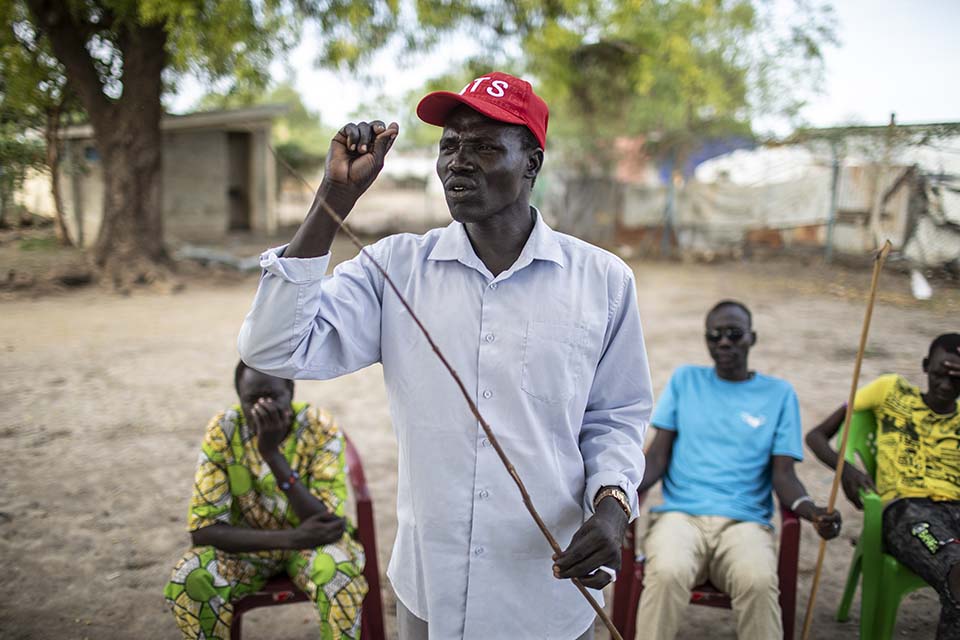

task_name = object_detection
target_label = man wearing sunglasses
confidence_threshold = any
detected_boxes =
[634,300,841,640]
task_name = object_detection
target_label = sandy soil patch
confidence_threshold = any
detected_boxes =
[0,239,953,639]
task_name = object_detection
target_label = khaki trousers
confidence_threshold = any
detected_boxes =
[636,511,782,640]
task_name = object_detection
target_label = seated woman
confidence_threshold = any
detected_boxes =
[164,361,367,639]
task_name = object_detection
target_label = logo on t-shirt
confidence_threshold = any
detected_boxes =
[740,412,766,429]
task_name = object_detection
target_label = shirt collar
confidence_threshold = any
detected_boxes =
[427,207,565,273]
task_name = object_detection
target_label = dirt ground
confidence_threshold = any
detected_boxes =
[0,230,953,639]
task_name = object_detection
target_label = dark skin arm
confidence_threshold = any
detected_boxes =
[771,455,842,539]
[285,120,398,259]
[192,523,295,552]
[552,428,673,589]
[805,405,876,509]
[250,397,332,522]
[190,515,344,553]
[553,491,629,589]
[637,427,676,494]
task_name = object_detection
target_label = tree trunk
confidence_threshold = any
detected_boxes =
[88,26,170,289]
[91,101,168,288]
[44,105,72,246]
[27,1,172,290]
[92,128,168,287]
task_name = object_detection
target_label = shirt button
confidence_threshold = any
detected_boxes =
[484,333,495,343]
[489,283,498,290]
[481,438,490,448]
[482,389,493,399]
[479,489,489,499]
[474,547,485,556]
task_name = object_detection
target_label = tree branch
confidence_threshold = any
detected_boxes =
[25,0,111,123]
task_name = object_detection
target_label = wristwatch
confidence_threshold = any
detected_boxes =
[594,486,631,519]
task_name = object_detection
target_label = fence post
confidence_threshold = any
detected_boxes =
[867,113,896,250]
[825,142,841,262]
[661,150,677,257]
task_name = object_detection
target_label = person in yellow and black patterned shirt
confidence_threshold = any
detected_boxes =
[164,361,367,640]
[807,333,960,640]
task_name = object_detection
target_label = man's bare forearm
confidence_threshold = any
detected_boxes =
[636,459,667,495]
[805,405,846,470]
[772,462,808,513]
[285,184,359,258]
[636,428,675,494]
[772,456,823,521]
[283,120,397,258]
[191,523,293,553]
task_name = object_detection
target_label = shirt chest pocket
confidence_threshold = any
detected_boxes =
[520,320,589,405]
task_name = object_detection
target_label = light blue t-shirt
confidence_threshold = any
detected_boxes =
[651,365,803,526]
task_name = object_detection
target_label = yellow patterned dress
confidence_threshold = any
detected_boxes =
[164,402,367,639]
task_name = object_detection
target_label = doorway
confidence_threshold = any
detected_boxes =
[227,132,252,231]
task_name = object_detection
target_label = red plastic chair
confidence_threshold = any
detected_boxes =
[231,433,385,640]
[611,491,800,640]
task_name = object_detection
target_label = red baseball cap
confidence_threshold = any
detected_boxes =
[416,71,549,149]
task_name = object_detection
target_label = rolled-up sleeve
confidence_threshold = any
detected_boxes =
[579,269,653,520]
[237,240,388,380]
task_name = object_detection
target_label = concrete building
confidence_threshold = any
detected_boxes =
[19,105,285,247]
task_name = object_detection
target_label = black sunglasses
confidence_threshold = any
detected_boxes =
[705,327,747,343]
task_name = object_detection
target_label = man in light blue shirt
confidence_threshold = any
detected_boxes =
[635,300,840,640]
[238,72,652,639]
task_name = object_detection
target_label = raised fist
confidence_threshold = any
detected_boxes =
[322,120,399,200]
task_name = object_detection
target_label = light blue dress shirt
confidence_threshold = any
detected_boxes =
[238,210,652,639]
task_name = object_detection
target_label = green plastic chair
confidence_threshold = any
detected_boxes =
[835,410,932,639]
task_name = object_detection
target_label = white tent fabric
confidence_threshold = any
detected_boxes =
[694,146,818,186]
[682,168,832,228]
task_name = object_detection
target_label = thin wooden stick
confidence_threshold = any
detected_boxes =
[800,239,892,640]
[272,147,623,640]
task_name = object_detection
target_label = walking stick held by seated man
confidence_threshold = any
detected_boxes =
[800,240,892,640]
